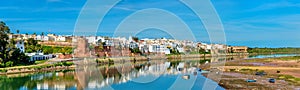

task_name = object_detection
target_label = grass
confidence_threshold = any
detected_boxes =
[226,56,300,66]
[34,60,48,64]
[219,77,269,89]
[275,56,300,61]
[228,67,300,86]
[277,74,300,85]
[0,61,75,74]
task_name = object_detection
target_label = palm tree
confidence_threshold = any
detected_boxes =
[16,29,20,39]
[41,32,44,41]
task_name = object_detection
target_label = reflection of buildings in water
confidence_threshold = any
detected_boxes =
[32,61,201,89]
[30,72,79,90]
[20,61,203,90]
[36,83,49,90]
[210,57,226,62]
[85,62,185,89]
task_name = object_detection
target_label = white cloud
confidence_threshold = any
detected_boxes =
[112,6,136,11]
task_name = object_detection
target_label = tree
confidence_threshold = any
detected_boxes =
[33,32,36,36]
[10,49,31,65]
[16,29,20,39]
[41,32,44,41]
[0,21,11,63]
[98,42,105,51]
[132,36,139,42]
[25,38,41,53]
[130,48,141,54]
[0,21,30,66]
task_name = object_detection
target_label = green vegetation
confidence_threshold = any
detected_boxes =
[131,36,139,42]
[0,21,73,68]
[129,48,141,54]
[0,71,76,90]
[34,60,48,64]
[0,61,74,74]
[248,47,300,54]
[25,38,73,55]
[219,77,269,89]
[0,21,32,68]
[275,56,300,61]
[278,74,300,85]
[42,46,72,55]
[54,62,74,67]
[25,38,41,53]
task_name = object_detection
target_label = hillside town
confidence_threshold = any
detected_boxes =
[9,33,248,61]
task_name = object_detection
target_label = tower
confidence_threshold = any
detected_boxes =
[16,40,25,53]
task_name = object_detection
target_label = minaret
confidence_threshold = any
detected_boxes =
[16,39,25,53]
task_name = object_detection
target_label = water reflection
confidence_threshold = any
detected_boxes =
[0,59,224,90]
[2,54,293,90]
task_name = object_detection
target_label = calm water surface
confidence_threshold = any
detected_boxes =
[0,54,298,90]
[0,60,224,90]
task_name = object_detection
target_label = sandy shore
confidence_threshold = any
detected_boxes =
[213,56,300,89]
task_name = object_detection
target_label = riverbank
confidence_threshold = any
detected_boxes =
[95,53,250,63]
[0,53,296,76]
[0,61,75,75]
[1,54,300,89]
[204,56,300,89]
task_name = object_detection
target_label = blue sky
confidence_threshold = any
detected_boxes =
[1,0,300,47]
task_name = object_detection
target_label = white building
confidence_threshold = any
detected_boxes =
[16,40,25,53]
[86,36,106,44]
[36,35,42,40]
[55,35,66,42]
[177,47,185,53]
[26,52,54,61]
[43,36,49,41]
[148,44,170,54]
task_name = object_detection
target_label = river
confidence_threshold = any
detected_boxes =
[0,54,298,90]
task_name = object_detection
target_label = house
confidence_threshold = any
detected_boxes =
[148,44,170,54]
[43,36,49,41]
[211,44,227,54]
[229,46,248,53]
[26,52,54,61]
[36,35,42,40]
[55,35,66,42]
[86,36,105,44]
[47,34,56,41]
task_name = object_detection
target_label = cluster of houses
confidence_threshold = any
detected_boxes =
[9,34,57,61]
[73,36,248,58]
[8,33,72,42]
[9,33,248,60]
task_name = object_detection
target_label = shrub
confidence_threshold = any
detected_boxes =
[0,63,5,68]
[240,68,253,71]
[5,61,14,67]
[62,62,74,66]
[0,69,8,73]
[229,69,236,72]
